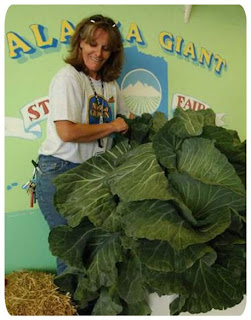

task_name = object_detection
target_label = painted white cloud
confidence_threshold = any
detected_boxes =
[5,117,42,140]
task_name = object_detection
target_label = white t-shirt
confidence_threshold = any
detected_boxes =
[39,64,129,163]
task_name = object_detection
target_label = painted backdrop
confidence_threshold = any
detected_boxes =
[5,5,246,280]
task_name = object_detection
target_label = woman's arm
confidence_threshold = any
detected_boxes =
[55,117,128,143]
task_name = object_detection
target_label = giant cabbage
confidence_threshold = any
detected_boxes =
[49,108,246,315]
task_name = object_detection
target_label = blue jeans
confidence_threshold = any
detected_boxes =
[36,155,80,274]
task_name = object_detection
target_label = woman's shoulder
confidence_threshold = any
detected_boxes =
[53,64,84,82]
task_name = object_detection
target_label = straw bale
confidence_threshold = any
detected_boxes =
[5,270,77,315]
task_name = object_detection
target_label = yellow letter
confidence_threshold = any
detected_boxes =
[199,47,213,67]
[60,20,75,44]
[126,23,144,45]
[159,32,174,52]
[183,42,197,61]
[175,36,184,55]
[30,24,57,48]
[6,32,35,59]
[214,54,227,74]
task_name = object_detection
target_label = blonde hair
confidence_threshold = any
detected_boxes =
[64,14,124,82]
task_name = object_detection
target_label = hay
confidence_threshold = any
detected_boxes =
[5,270,77,315]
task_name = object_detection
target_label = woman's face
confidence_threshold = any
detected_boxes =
[80,28,111,80]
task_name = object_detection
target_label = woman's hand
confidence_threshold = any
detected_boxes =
[110,117,129,134]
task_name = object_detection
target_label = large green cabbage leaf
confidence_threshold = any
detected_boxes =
[105,143,172,201]
[49,108,246,315]
[53,140,131,227]
[170,260,244,314]
[118,200,231,250]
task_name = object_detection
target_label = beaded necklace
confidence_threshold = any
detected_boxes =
[88,75,105,148]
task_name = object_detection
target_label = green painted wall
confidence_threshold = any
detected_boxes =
[5,5,246,274]
[5,209,55,273]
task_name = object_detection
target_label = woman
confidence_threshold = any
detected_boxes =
[36,14,130,274]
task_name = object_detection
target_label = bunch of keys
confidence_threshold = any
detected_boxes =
[23,178,36,208]
[22,160,41,208]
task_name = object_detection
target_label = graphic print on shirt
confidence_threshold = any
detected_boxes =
[88,94,114,124]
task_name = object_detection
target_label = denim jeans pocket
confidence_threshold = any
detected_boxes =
[38,155,70,176]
